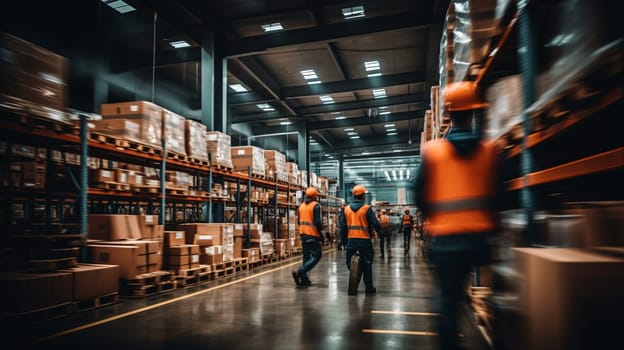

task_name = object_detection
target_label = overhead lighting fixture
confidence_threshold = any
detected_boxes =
[102,0,136,14]
[384,124,395,128]
[320,95,334,104]
[380,106,389,109]
[367,72,382,78]
[301,69,321,84]
[387,132,398,136]
[350,136,360,139]
[330,112,341,115]
[347,132,358,136]
[379,111,391,115]
[342,5,365,19]
[256,103,275,112]
[364,60,380,72]
[406,170,411,178]
[399,170,404,180]
[307,80,322,85]
[386,128,397,132]
[373,88,386,98]
[393,149,402,153]
[344,128,354,131]
[384,171,391,181]
[362,152,370,155]
[169,40,191,49]
[261,22,283,32]
[280,121,292,125]
[228,84,248,92]
[392,170,397,180]
[335,116,346,120]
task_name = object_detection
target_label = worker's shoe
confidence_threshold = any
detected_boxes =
[291,270,301,286]
[365,287,377,294]
[300,277,312,286]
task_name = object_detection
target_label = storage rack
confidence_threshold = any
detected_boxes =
[0,110,340,261]
[438,0,623,347]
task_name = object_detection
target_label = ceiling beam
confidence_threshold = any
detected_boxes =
[341,151,421,161]
[325,42,358,101]
[281,71,425,99]
[235,56,297,116]
[231,111,292,124]
[297,94,427,116]
[110,47,200,73]
[308,111,422,130]
[228,92,276,106]
[225,11,439,57]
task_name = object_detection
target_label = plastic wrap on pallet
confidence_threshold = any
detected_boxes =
[300,170,308,188]
[184,120,208,161]
[231,146,265,176]
[206,131,233,168]
[166,171,193,188]
[485,74,523,139]
[162,109,186,155]
[438,0,513,88]
[264,150,288,182]
[287,162,299,184]
[0,32,69,112]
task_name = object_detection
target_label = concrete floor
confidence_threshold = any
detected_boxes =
[12,238,491,350]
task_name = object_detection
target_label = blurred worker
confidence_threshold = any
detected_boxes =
[339,184,382,294]
[337,202,347,250]
[292,187,324,287]
[401,209,414,256]
[378,209,392,258]
[415,81,504,350]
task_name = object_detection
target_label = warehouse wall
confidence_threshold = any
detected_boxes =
[343,181,416,205]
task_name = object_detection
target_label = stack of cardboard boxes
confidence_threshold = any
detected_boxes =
[99,101,163,150]
[231,146,265,177]
[264,150,288,182]
[206,131,232,168]
[287,162,299,185]
[162,108,186,155]
[179,223,238,265]
[163,231,200,270]
[184,119,208,161]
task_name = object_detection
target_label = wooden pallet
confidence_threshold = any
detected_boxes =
[2,106,75,134]
[3,302,73,323]
[212,163,233,172]
[165,187,189,196]
[123,283,160,298]
[166,151,189,162]
[94,181,131,191]
[72,292,119,312]
[27,257,78,272]
[158,280,178,293]
[175,274,199,287]
[233,258,249,272]
[89,132,161,155]
[188,157,210,166]
[131,184,160,194]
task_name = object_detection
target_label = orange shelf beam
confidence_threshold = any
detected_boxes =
[474,11,520,86]
[506,147,624,190]
[507,86,623,158]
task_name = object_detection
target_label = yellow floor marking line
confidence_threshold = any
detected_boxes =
[35,260,302,343]
[371,310,439,316]
[362,329,437,336]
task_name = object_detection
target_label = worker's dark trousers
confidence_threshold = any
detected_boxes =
[403,226,412,254]
[345,238,374,289]
[379,230,391,256]
[298,235,322,279]
[428,250,473,350]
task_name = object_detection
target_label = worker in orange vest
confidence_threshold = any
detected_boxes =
[292,187,324,287]
[378,209,392,258]
[415,81,505,350]
[401,209,414,256]
[339,184,383,294]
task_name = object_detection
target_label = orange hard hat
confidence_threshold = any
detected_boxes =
[381,209,386,214]
[352,184,366,196]
[305,187,318,198]
[442,81,488,112]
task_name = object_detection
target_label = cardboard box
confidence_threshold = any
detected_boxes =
[513,248,624,350]
[164,231,186,247]
[179,223,231,246]
[139,214,160,239]
[231,146,265,176]
[100,101,163,148]
[58,263,119,301]
[233,224,244,237]
[199,253,222,265]
[0,271,73,314]
[234,236,243,259]
[88,244,145,279]
[94,240,162,255]
[242,248,260,262]
[88,215,142,241]
[91,119,141,142]
[167,254,190,266]
[167,244,200,256]
[90,169,116,184]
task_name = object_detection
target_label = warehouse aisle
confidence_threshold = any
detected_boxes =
[20,239,489,350]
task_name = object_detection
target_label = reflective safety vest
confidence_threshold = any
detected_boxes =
[402,214,412,227]
[298,201,321,238]
[380,214,390,229]
[423,139,499,236]
[345,204,371,239]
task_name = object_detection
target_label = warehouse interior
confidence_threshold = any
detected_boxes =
[0,0,623,349]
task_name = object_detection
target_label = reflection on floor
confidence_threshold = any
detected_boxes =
[13,237,490,350]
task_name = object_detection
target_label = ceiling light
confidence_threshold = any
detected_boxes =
[393,149,402,153]
[379,106,389,109]
[387,132,398,136]
[362,152,370,155]
[379,111,391,115]
[307,80,321,85]
[399,170,404,180]
[347,132,358,136]
[392,170,397,180]
[261,22,283,32]
[228,84,248,92]
[384,124,395,128]
[344,128,354,131]
[169,40,190,48]
[367,73,382,77]
[350,136,360,139]
[331,112,340,115]
[335,116,346,120]
[280,121,292,125]
[320,95,334,104]
[407,170,410,178]
[342,5,365,19]
[256,103,275,112]
[364,60,380,71]
[373,88,386,98]
[103,0,136,14]
[386,128,396,132]
[300,69,319,80]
